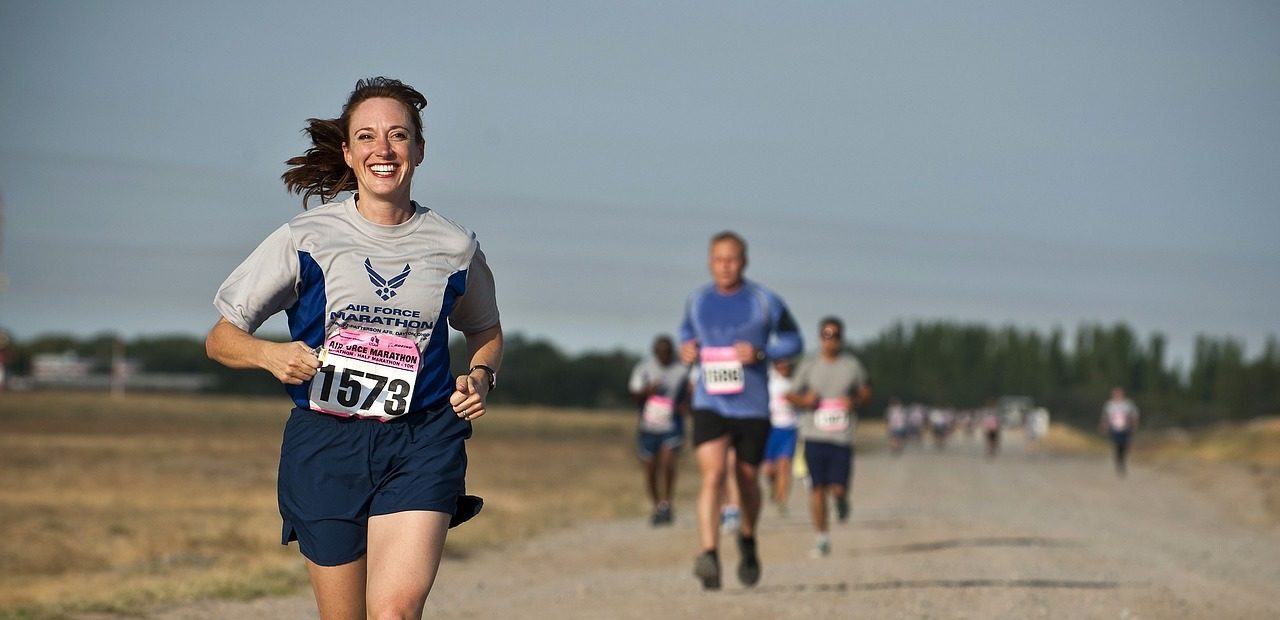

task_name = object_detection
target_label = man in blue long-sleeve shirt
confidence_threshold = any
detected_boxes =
[679,231,803,590]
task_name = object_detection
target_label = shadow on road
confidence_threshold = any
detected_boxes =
[850,536,1082,556]
[739,578,1134,595]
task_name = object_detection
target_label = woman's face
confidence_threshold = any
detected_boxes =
[342,97,424,205]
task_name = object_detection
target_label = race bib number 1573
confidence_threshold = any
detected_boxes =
[309,329,420,421]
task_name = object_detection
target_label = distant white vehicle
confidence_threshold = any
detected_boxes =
[1026,407,1051,442]
[997,395,1034,427]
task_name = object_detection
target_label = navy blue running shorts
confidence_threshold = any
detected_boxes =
[804,440,853,487]
[637,428,683,460]
[278,405,474,567]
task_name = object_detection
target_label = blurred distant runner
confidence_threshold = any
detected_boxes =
[1100,387,1140,477]
[979,402,1001,458]
[628,335,690,526]
[928,407,954,449]
[885,398,908,456]
[762,357,799,516]
[680,231,803,590]
[907,404,926,445]
[788,317,869,558]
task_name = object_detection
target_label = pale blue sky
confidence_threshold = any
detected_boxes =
[1,1,1277,365]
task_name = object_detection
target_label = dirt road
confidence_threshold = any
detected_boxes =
[135,435,1280,619]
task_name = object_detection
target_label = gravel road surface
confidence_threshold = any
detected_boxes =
[127,435,1280,619]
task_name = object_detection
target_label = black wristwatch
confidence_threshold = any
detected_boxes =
[470,364,497,391]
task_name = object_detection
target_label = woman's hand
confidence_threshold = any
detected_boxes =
[263,341,321,385]
[206,317,318,384]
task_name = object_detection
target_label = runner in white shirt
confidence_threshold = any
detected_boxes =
[628,335,691,526]
[762,358,799,515]
[1099,387,1140,477]
[885,398,908,456]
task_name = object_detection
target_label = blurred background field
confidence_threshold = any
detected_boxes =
[0,392,659,619]
[2,391,1276,619]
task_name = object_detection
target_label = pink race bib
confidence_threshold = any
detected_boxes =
[641,395,676,432]
[309,328,420,420]
[700,347,745,395]
[814,398,851,433]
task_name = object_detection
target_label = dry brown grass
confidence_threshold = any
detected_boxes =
[1028,416,1280,527]
[1132,417,1280,527]
[0,392,652,619]
[1138,416,1280,467]
[1033,423,1110,455]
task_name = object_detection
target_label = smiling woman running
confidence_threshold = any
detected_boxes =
[206,77,502,620]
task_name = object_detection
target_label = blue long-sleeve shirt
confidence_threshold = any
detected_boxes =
[679,279,803,418]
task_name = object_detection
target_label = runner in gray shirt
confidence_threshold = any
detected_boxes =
[788,317,869,557]
[206,77,502,620]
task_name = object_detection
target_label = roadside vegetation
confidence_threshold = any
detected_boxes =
[4,320,1277,429]
[0,392,650,619]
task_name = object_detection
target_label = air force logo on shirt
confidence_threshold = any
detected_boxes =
[365,258,411,301]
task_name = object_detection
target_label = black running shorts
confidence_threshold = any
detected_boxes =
[692,408,772,466]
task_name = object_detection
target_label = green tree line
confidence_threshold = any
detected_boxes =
[854,321,1280,429]
[2,322,1276,429]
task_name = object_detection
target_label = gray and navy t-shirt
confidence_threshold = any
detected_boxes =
[214,196,499,413]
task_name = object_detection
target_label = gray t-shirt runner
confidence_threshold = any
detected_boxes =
[791,352,867,446]
[213,196,498,413]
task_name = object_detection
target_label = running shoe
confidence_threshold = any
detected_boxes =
[651,502,673,526]
[694,550,721,590]
[811,534,831,558]
[835,495,850,523]
[737,534,761,587]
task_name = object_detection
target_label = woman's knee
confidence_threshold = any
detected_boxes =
[368,601,427,620]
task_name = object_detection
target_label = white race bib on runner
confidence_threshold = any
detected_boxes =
[1107,405,1130,431]
[700,346,745,395]
[770,394,796,427]
[309,328,420,421]
[641,395,676,433]
[814,398,851,433]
